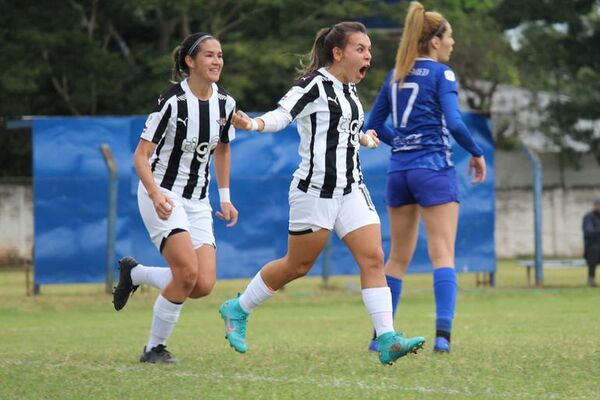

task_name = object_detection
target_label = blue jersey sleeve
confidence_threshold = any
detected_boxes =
[365,71,395,146]
[437,66,459,96]
[437,67,483,157]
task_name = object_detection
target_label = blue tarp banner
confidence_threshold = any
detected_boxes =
[33,113,495,285]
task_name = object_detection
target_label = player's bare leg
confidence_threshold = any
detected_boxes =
[219,229,330,353]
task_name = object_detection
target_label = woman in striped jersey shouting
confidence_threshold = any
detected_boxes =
[219,21,426,365]
[111,32,239,364]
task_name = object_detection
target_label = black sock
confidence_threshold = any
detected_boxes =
[436,330,451,342]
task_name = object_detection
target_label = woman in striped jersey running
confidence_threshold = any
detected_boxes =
[219,21,425,365]
[111,32,239,364]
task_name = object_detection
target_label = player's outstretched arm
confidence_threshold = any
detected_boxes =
[231,110,264,132]
[232,108,292,133]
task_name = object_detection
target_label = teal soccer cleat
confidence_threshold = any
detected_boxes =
[377,331,426,365]
[219,296,249,353]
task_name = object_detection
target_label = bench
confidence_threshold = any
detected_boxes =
[518,258,586,286]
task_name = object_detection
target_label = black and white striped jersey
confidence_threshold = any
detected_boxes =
[141,79,236,200]
[279,67,365,199]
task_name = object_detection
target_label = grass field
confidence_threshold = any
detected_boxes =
[1,260,599,399]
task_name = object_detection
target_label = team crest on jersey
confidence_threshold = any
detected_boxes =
[444,70,456,81]
[217,93,228,101]
[216,118,227,127]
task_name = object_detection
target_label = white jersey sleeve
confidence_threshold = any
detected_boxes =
[141,96,175,144]
[260,107,293,132]
[219,98,236,143]
[278,76,321,121]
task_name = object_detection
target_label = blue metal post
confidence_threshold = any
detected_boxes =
[100,144,118,294]
[522,143,543,287]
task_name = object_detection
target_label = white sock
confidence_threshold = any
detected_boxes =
[146,294,183,350]
[362,287,394,337]
[131,264,172,290]
[238,271,276,313]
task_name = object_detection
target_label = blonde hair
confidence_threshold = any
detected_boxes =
[393,1,447,83]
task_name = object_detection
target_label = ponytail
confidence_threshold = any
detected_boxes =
[172,45,185,82]
[300,28,332,76]
[393,1,447,83]
[299,21,367,77]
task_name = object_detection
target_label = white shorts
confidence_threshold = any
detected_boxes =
[137,182,215,252]
[288,180,380,239]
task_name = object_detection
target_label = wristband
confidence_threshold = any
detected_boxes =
[249,119,259,131]
[218,188,231,203]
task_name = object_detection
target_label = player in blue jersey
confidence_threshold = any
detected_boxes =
[365,1,486,353]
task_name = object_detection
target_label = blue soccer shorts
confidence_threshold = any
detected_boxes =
[386,167,459,207]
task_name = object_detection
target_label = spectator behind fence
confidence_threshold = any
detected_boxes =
[582,196,600,287]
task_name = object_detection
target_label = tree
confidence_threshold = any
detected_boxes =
[422,0,520,115]
[0,0,390,176]
[492,0,600,165]
[0,0,388,115]
[0,0,526,177]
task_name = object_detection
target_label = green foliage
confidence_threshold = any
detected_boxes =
[0,0,386,116]
[4,0,598,167]
[448,8,519,112]
[0,0,511,116]
[0,128,31,178]
[492,0,596,30]
[494,0,600,166]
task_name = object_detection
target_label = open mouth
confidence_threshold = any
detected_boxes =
[358,65,370,78]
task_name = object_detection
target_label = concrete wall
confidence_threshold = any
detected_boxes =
[495,151,600,257]
[496,187,595,257]
[0,180,33,264]
[0,150,599,262]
